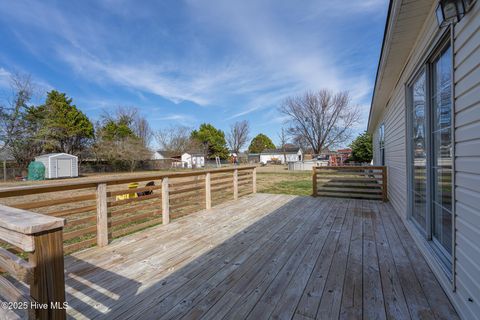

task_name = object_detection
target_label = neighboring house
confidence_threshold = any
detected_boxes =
[152,150,175,160]
[325,148,352,166]
[260,147,303,164]
[35,153,78,179]
[336,148,352,162]
[180,152,205,168]
[368,1,480,319]
[153,150,204,168]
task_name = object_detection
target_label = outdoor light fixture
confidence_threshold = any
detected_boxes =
[436,0,477,27]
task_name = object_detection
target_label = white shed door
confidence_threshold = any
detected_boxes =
[57,159,72,177]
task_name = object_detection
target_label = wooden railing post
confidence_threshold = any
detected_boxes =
[30,228,66,320]
[382,166,388,202]
[162,177,170,224]
[96,183,108,247]
[0,205,66,320]
[312,167,317,196]
[233,169,238,200]
[252,168,257,194]
[205,172,211,209]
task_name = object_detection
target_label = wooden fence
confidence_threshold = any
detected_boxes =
[312,166,387,201]
[0,166,256,319]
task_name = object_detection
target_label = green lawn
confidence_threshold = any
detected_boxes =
[257,172,313,196]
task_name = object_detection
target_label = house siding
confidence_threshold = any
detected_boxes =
[453,2,480,319]
[373,90,408,218]
[371,2,480,319]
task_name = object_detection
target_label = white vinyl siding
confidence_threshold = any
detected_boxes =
[371,8,441,220]
[453,2,480,319]
[376,93,407,218]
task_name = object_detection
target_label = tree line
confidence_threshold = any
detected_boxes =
[0,74,159,171]
[1,73,366,170]
[0,74,282,170]
[155,122,277,158]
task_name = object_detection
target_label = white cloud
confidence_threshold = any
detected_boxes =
[0,0,380,127]
[149,113,197,127]
[0,67,11,88]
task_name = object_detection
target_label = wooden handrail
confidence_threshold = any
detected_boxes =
[312,166,388,202]
[0,166,258,254]
[0,205,66,320]
[0,166,257,198]
[0,166,258,319]
[313,165,386,170]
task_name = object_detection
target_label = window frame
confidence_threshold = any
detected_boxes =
[405,28,455,279]
[378,123,385,166]
[406,67,429,237]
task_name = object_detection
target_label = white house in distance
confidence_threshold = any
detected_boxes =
[152,150,175,160]
[180,152,204,168]
[35,153,78,179]
[368,1,480,318]
[153,150,205,168]
[260,147,303,164]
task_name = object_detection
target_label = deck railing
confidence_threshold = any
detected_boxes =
[0,166,257,254]
[0,205,66,319]
[312,166,387,201]
[0,166,256,319]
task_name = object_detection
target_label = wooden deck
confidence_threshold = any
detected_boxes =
[64,194,458,320]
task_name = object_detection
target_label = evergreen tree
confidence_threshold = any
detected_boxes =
[349,131,373,163]
[248,133,275,153]
[39,90,94,155]
[191,123,229,159]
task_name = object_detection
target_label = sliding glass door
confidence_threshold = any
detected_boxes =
[431,45,453,257]
[408,39,453,268]
[411,71,427,231]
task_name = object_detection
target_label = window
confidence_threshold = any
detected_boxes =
[410,71,427,231]
[379,124,385,165]
[408,36,453,270]
[431,44,453,257]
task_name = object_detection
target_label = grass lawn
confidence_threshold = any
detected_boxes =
[257,171,312,196]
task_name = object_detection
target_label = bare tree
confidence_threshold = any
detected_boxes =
[292,135,309,152]
[95,108,152,171]
[134,116,153,147]
[155,125,195,154]
[103,107,153,147]
[277,127,289,164]
[279,90,360,154]
[0,73,33,153]
[226,120,250,154]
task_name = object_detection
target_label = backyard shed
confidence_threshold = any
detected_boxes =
[35,153,78,179]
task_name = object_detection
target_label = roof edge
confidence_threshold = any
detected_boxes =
[367,0,394,133]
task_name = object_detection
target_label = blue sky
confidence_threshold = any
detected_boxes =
[0,0,388,147]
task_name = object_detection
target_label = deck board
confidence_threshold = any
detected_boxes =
[64,194,459,320]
